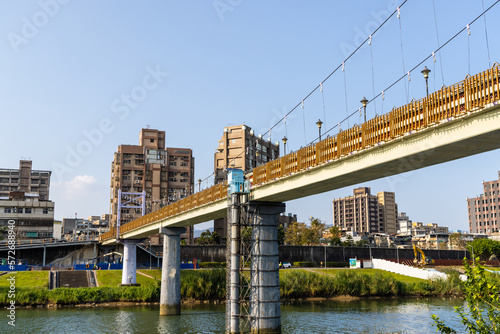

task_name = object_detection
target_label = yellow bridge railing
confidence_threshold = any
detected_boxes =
[100,65,500,242]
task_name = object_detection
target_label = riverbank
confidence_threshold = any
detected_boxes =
[0,268,467,308]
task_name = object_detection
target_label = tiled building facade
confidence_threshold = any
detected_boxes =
[213,125,279,239]
[332,187,397,235]
[468,171,500,234]
[110,129,195,244]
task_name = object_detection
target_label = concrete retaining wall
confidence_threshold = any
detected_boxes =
[176,245,469,264]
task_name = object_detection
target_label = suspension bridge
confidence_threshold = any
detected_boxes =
[95,2,500,333]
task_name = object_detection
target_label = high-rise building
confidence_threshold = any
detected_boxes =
[0,160,51,200]
[213,125,280,238]
[377,191,397,234]
[110,128,195,244]
[0,160,54,239]
[332,187,397,235]
[467,171,500,235]
[214,125,280,184]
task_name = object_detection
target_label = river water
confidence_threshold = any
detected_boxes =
[2,298,464,333]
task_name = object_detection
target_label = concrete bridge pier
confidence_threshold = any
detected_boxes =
[121,239,141,285]
[248,201,285,334]
[159,227,185,316]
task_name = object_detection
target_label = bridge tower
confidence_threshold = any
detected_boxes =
[226,169,285,333]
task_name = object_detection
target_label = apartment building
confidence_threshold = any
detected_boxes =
[397,212,412,235]
[0,191,55,239]
[213,125,280,238]
[377,191,397,234]
[410,222,449,236]
[332,187,397,234]
[110,128,195,244]
[0,160,51,200]
[468,171,500,235]
[214,125,279,184]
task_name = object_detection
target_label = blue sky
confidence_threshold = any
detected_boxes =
[1,0,499,231]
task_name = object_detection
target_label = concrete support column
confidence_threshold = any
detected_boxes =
[121,240,141,285]
[248,201,285,334]
[43,246,46,266]
[159,227,185,316]
[229,194,240,333]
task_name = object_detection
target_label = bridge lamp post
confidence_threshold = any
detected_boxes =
[282,136,287,155]
[316,119,323,141]
[360,97,368,123]
[421,66,431,96]
[198,178,201,192]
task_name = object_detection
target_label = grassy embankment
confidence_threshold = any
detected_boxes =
[1,266,493,306]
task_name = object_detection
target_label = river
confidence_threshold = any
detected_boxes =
[2,298,464,333]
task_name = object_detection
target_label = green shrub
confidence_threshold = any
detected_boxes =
[199,262,226,268]
[181,269,226,300]
[325,262,348,268]
[292,262,316,267]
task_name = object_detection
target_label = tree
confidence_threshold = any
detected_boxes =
[278,225,285,245]
[284,222,306,245]
[432,258,500,333]
[328,226,342,246]
[195,230,220,245]
[284,217,325,245]
[355,239,369,247]
[469,239,500,261]
[342,234,354,247]
[303,217,325,245]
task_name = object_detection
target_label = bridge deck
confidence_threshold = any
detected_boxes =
[101,65,500,245]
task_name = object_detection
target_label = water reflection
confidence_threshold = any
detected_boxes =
[282,298,464,334]
[3,298,464,334]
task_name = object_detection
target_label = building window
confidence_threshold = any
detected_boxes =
[25,208,31,214]
[18,208,23,214]
[169,162,176,166]
[4,208,11,213]
[150,139,154,143]
[43,208,48,214]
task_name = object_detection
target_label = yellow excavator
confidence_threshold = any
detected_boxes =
[413,245,435,267]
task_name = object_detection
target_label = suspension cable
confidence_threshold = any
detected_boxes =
[369,35,377,116]
[397,6,409,103]
[343,62,350,127]
[259,0,409,140]
[482,0,492,67]
[308,0,500,145]
[432,0,446,86]
[320,82,327,124]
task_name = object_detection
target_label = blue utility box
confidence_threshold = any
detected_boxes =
[227,169,249,194]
